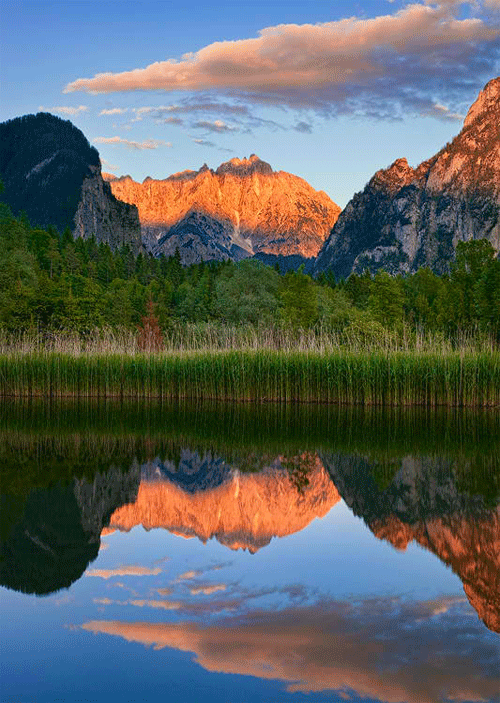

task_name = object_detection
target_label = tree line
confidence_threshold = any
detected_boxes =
[1,200,499,342]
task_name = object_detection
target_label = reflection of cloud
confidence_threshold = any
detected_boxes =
[64,4,499,119]
[85,566,162,579]
[189,584,226,596]
[130,599,181,611]
[80,595,500,703]
[93,136,170,150]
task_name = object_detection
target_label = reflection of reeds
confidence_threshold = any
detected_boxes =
[0,348,499,406]
[1,401,499,503]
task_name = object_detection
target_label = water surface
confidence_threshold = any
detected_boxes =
[1,402,499,703]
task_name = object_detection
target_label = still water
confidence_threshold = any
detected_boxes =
[1,402,499,703]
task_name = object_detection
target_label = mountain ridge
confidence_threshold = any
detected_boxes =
[106,155,341,263]
[316,77,500,277]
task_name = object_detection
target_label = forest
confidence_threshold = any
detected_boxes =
[1,196,499,347]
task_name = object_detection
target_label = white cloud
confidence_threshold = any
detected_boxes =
[93,136,171,150]
[42,105,88,116]
[99,107,128,115]
[85,566,162,578]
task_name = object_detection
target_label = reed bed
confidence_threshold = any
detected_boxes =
[0,346,499,406]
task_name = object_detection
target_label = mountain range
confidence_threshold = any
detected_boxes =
[104,155,341,264]
[0,77,498,275]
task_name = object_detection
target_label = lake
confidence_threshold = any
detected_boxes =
[1,401,499,703]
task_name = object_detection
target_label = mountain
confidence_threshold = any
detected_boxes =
[106,452,339,553]
[0,113,142,251]
[316,77,500,278]
[105,155,341,264]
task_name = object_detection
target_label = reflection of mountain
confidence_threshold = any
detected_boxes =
[108,452,339,552]
[0,466,140,595]
[322,454,500,633]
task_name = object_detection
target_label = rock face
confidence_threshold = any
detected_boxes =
[316,77,500,277]
[0,113,142,252]
[106,155,341,263]
[322,453,500,633]
[106,451,340,553]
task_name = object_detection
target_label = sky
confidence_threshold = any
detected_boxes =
[1,0,499,207]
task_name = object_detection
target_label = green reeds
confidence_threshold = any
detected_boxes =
[0,348,499,406]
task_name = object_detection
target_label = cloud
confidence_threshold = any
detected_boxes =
[175,569,202,581]
[192,119,236,133]
[99,107,128,115]
[80,595,499,703]
[93,136,170,150]
[85,566,162,579]
[42,105,88,116]
[189,584,227,596]
[124,100,285,134]
[192,138,216,147]
[63,3,500,119]
[294,121,313,133]
[100,158,118,170]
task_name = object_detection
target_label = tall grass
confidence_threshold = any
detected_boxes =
[0,344,499,405]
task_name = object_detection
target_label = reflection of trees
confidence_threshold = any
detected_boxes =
[0,466,140,595]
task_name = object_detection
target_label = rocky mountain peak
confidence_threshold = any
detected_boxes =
[109,155,341,262]
[372,157,415,193]
[316,77,500,277]
[216,154,273,177]
[463,76,500,129]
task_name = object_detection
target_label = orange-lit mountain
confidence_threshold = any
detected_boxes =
[105,155,341,264]
[106,453,339,552]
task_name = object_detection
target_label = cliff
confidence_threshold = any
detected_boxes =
[106,155,341,263]
[316,77,500,277]
[0,113,142,252]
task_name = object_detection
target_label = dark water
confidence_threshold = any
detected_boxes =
[1,401,499,703]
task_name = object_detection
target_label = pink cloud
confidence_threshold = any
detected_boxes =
[63,3,499,119]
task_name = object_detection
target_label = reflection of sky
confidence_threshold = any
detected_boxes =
[2,496,498,703]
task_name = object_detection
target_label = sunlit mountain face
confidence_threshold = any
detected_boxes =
[1,402,499,703]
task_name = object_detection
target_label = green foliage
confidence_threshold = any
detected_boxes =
[0,207,498,346]
[213,259,281,325]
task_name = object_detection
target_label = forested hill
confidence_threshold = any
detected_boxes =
[0,113,142,251]
[0,113,100,232]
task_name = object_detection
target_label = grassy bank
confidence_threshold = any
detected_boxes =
[1,347,499,405]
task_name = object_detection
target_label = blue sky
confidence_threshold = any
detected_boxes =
[1,0,499,207]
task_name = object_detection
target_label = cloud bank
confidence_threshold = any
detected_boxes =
[64,2,500,119]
